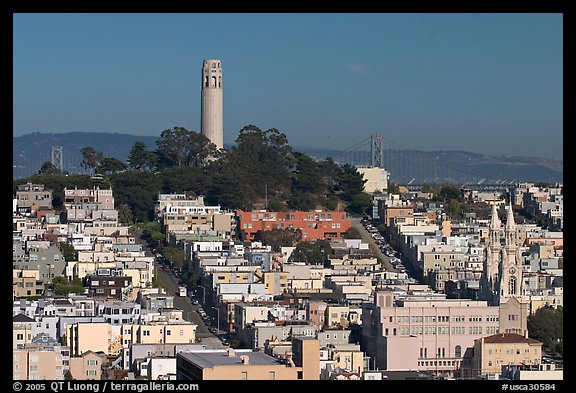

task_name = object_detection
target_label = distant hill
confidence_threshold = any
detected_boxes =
[13,132,563,184]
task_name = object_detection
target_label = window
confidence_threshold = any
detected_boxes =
[87,359,98,366]
[241,372,248,380]
[87,370,97,376]
[268,372,275,380]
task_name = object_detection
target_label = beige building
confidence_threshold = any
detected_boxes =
[468,333,542,378]
[498,297,530,336]
[13,345,68,380]
[13,314,34,349]
[69,350,103,380]
[382,205,414,227]
[16,182,53,215]
[13,269,44,298]
[357,167,389,193]
[325,305,350,328]
[420,250,467,280]
[68,322,113,356]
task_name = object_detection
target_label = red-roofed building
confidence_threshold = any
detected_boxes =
[236,210,352,242]
[467,333,543,378]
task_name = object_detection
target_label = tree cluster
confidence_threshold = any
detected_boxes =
[22,125,370,221]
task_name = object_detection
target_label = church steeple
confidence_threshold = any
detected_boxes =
[482,203,502,304]
[500,200,522,300]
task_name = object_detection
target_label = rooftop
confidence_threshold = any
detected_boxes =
[178,350,283,369]
[483,333,541,345]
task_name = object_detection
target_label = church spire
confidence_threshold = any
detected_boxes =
[490,204,501,230]
[506,199,515,231]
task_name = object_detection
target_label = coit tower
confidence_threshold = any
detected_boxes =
[201,59,223,149]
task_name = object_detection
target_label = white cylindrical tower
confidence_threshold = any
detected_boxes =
[201,59,223,149]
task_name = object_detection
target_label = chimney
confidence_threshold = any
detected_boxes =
[240,355,250,365]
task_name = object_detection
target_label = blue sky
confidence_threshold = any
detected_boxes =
[13,13,563,160]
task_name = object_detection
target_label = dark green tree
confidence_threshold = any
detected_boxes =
[97,157,127,175]
[110,171,162,222]
[287,192,317,211]
[337,164,366,201]
[326,195,340,211]
[290,239,332,265]
[128,141,158,171]
[80,147,104,173]
[117,203,134,225]
[254,227,303,252]
[267,199,286,212]
[51,276,84,295]
[161,167,211,197]
[162,246,186,269]
[528,306,563,355]
[38,161,61,175]
[347,192,372,216]
[291,152,323,194]
[59,242,77,262]
[318,157,341,194]
[343,227,362,239]
[156,126,217,168]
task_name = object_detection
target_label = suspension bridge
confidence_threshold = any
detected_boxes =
[332,133,525,190]
[12,146,91,180]
[13,134,548,190]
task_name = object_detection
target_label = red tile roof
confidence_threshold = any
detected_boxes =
[483,333,541,345]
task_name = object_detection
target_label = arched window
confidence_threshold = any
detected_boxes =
[455,345,462,358]
[218,76,221,88]
[212,76,217,88]
[205,76,209,88]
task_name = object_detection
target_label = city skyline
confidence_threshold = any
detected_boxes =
[13,13,562,160]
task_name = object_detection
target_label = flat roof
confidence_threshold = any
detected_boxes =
[179,350,283,369]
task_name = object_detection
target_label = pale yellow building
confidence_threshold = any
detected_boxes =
[332,348,365,373]
[357,167,389,194]
[121,322,197,348]
[470,333,542,378]
[264,271,288,296]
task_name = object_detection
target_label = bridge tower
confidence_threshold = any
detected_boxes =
[371,132,384,168]
[51,146,63,171]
